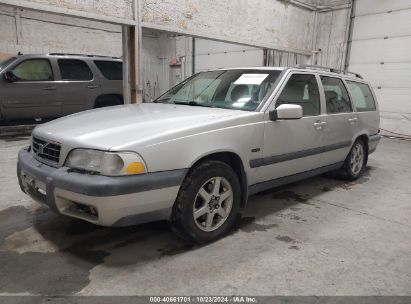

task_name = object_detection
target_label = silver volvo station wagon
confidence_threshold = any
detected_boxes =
[17,65,381,243]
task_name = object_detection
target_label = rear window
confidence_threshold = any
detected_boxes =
[58,59,93,81]
[94,60,122,80]
[346,81,376,112]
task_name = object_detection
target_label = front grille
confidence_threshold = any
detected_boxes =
[32,136,61,165]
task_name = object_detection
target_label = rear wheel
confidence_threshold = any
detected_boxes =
[170,160,241,243]
[339,139,366,180]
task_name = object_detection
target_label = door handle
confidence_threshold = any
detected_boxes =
[348,117,358,123]
[42,86,56,91]
[86,84,99,89]
[313,121,326,129]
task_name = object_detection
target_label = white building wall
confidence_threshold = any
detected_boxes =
[314,7,351,69]
[141,34,193,100]
[0,4,122,57]
[0,0,134,23]
[141,0,315,55]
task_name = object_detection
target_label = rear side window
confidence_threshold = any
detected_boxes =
[58,59,93,81]
[346,81,376,112]
[94,60,122,80]
[276,74,321,116]
[11,59,53,81]
[321,76,352,114]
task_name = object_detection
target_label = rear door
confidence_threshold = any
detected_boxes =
[319,76,357,165]
[57,58,101,116]
[93,60,123,97]
[346,80,380,136]
[257,72,328,183]
[1,58,61,120]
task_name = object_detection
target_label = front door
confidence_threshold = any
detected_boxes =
[256,73,328,183]
[1,58,61,120]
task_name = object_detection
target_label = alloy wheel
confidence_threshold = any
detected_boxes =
[193,176,234,232]
[350,142,364,175]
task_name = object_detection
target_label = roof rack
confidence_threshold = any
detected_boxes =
[296,64,363,79]
[48,53,120,59]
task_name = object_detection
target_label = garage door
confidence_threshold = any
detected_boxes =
[348,0,411,117]
[194,39,263,73]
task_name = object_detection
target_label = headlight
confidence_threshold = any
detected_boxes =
[65,149,146,176]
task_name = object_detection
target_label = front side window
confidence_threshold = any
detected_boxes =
[58,59,93,81]
[276,74,321,117]
[94,60,122,80]
[321,76,352,114]
[346,81,376,112]
[155,69,282,111]
[11,59,53,81]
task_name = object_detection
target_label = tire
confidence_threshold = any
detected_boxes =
[338,139,366,180]
[94,95,123,108]
[170,160,241,244]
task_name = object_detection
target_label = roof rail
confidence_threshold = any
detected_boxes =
[48,53,120,59]
[296,64,363,79]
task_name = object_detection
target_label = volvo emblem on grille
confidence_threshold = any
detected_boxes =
[37,143,48,155]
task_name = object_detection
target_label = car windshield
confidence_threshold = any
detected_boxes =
[0,57,16,71]
[155,69,282,111]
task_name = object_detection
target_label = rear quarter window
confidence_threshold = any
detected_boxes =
[94,60,122,80]
[346,81,376,112]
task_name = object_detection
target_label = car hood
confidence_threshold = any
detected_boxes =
[33,103,252,150]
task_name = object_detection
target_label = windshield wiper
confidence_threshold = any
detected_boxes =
[173,101,213,108]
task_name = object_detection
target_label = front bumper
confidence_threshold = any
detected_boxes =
[17,147,186,226]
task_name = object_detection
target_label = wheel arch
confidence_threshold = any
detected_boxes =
[353,133,370,165]
[187,151,248,208]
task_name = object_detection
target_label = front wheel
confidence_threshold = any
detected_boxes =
[170,160,241,244]
[339,139,366,180]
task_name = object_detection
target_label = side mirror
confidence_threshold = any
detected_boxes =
[3,71,16,83]
[269,104,303,121]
